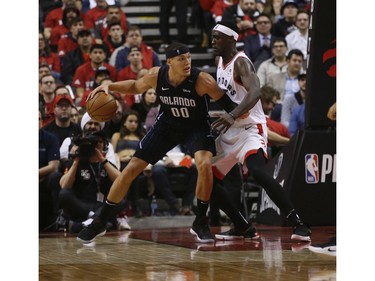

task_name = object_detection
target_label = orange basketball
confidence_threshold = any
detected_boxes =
[86,91,117,122]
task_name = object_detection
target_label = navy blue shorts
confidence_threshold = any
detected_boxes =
[134,120,216,165]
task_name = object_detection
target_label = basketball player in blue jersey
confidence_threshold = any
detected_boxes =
[209,21,311,242]
[77,42,240,243]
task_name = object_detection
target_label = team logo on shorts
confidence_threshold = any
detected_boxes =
[305,154,319,184]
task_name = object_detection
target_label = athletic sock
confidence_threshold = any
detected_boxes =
[195,199,209,222]
[98,199,117,222]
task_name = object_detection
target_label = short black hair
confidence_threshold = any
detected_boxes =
[216,20,240,34]
[272,37,287,48]
[89,44,107,54]
[287,49,304,60]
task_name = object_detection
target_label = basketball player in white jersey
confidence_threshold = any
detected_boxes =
[209,21,311,242]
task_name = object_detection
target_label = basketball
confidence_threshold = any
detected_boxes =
[86,91,117,122]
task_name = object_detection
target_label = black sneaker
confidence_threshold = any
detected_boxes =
[291,221,311,242]
[215,225,260,241]
[77,218,107,243]
[190,216,214,243]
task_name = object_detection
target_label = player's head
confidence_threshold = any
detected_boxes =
[165,42,192,77]
[212,21,239,55]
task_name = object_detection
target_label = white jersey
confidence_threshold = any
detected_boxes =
[216,51,266,127]
[213,52,268,179]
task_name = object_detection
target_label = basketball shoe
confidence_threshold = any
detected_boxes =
[215,225,260,241]
[291,221,311,242]
[190,216,214,243]
[77,217,107,243]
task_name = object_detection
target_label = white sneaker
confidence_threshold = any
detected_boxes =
[117,217,131,230]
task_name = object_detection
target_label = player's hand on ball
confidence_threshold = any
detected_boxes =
[87,84,109,101]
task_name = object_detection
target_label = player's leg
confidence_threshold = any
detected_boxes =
[211,164,259,241]
[190,150,215,243]
[245,149,311,241]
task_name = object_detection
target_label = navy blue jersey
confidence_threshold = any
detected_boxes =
[155,65,211,129]
[133,66,216,164]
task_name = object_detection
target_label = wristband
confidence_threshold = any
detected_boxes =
[101,159,109,165]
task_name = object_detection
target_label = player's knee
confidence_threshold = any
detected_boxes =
[195,157,212,173]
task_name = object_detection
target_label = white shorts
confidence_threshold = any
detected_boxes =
[212,123,268,179]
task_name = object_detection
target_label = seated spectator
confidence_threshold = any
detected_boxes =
[243,13,275,70]
[39,32,61,81]
[58,130,129,233]
[117,46,146,107]
[288,102,305,137]
[44,94,82,146]
[288,73,307,137]
[60,112,116,164]
[72,44,117,104]
[222,0,260,42]
[39,109,63,232]
[111,25,161,71]
[132,87,158,127]
[111,110,146,171]
[43,0,79,40]
[272,0,298,38]
[267,48,304,101]
[57,17,85,58]
[256,38,288,86]
[281,72,306,128]
[285,10,309,64]
[84,0,128,42]
[70,106,80,124]
[102,21,126,55]
[49,6,81,52]
[259,85,290,157]
[268,0,284,23]
[39,74,57,127]
[266,48,304,121]
[95,5,128,42]
[60,29,94,85]
[111,110,149,216]
[39,63,52,81]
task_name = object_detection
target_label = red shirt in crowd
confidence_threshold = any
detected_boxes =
[266,117,290,147]
[39,52,61,73]
[117,66,139,107]
[84,6,127,32]
[49,25,70,47]
[73,62,117,92]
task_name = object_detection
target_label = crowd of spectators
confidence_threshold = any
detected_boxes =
[39,0,311,232]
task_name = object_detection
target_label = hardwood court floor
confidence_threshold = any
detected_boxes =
[39,224,336,281]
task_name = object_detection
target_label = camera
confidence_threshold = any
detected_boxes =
[69,132,101,159]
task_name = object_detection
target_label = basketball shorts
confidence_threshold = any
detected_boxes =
[212,123,268,179]
[134,120,216,165]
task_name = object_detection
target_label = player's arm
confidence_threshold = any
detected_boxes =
[196,71,237,111]
[230,57,261,119]
[196,72,238,134]
[87,67,159,100]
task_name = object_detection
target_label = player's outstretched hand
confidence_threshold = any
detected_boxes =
[211,112,235,134]
[86,84,109,101]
